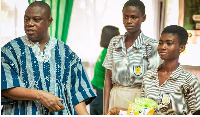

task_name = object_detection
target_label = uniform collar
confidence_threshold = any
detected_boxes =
[169,64,183,79]
[157,63,183,80]
[115,31,145,49]
[148,64,183,84]
[132,31,145,49]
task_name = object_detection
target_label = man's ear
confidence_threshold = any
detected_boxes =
[179,45,185,53]
[48,17,53,27]
[142,14,146,22]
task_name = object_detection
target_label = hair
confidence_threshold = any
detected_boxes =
[161,25,188,45]
[100,25,120,48]
[27,1,51,18]
[122,0,145,15]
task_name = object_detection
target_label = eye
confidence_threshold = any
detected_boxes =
[24,17,29,22]
[34,18,41,22]
[158,42,163,45]
[167,43,172,46]
[131,16,136,20]
[124,15,128,19]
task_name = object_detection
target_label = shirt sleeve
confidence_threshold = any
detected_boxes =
[102,39,113,70]
[69,52,96,106]
[1,46,26,106]
[146,40,162,70]
[183,73,200,114]
[1,46,25,91]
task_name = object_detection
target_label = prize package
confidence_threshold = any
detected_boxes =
[127,97,157,115]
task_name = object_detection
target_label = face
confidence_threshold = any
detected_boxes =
[122,6,146,34]
[157,33,185,61]
[24,6,52,43]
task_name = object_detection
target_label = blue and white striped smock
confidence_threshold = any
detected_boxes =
[1,35,96,115]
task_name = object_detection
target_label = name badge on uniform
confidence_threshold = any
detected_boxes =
[133,66,143,76]
[161,94,171,105]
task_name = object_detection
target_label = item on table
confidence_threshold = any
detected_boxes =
[127,97,157,115]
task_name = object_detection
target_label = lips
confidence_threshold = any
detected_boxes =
[126,26,134,29]
[26,29,35,35]
[159,51,168,55]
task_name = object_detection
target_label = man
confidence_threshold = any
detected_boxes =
[1,1,96,115]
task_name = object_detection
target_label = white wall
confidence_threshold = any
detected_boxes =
[1,0,28,47]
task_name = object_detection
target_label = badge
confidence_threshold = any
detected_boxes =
[161,93,171,105]
[133,66,143,76]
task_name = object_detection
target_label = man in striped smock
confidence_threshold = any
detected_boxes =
[141,25,200,115]
[1,1,96,115]
[102,0,161,115]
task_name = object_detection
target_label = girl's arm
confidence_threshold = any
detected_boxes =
[103,69,113,115]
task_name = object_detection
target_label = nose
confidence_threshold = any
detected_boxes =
[26,19,34,26]
[127,17,132,23]
[160,43,166,49]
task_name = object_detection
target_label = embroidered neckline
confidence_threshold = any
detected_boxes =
[21,35,57,62]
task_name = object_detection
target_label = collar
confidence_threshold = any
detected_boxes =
[148,64,183,83]
[157,63,183,80]
[132,31,145,49]
[21,35,57,62]
[21,35,53,47]
[115,31,145,49]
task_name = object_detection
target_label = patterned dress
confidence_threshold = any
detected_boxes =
[1,35,96,115]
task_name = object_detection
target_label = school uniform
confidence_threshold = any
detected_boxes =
[141,64,200,115]
[103,31,160,110]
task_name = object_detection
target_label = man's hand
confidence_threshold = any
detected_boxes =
[2,87,65,113]
[37,90,65,112]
